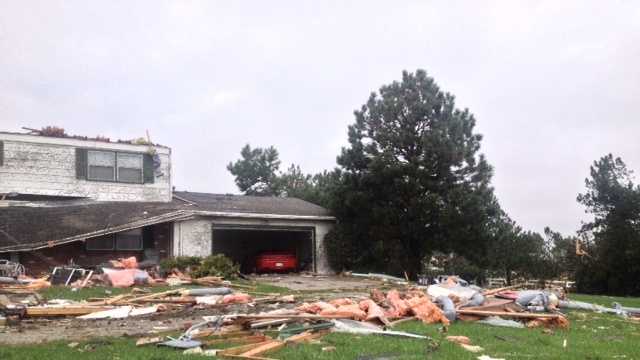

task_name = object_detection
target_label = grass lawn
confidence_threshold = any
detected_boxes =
[38,281,291,302]
[2,293,639,359]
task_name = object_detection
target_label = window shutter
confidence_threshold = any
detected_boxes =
[75,148,88,179]
[143,153,155,184]
[0,141,4,166]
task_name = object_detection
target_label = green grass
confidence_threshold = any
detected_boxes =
[38,281,290,302]
[4,294,639,359]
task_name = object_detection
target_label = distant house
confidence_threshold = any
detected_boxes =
[0,131,334,274]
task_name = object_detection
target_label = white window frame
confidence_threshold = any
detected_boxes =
[87,150,116,182]
[116,152,144,184]
[86,150,144,184]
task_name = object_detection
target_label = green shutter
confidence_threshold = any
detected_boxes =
[75,148,88,179]
[0,141,4,166]
[143,153,155,184]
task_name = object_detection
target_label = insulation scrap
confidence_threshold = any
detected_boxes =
[24,278,51,290]
[327,303,367,321]
[446,335,471,345]
[370,288,386,304]
[221,293,252,304]
[386,289,411,317]
[297,301,367,321]
[359,299,390,325]
[297,301,337,314]
[526,316,569,329]
[406,296,450,325]
[329,298,355,307]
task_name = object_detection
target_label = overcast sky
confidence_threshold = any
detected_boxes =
[1,1,639,235]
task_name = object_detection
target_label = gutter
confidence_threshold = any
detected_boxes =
[191,210,336,222]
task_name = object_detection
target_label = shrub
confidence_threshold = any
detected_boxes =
[192,254,240,280]
[159,256,201,272]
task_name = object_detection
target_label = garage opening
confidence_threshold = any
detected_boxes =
[211,226,314,273]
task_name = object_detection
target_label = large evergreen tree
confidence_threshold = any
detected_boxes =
[577,154,640,295]
[328,69,500,277]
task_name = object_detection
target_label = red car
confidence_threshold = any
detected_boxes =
[256,252,298,272]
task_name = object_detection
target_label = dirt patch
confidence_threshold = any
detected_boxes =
[253,274,385,292]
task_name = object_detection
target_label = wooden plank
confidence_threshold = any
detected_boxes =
[250,318,297,329]
[220,340,278,356]
[80,270,93,288]
[202,335,268,346]
[236,314,353,320]
[223,355,279,360]
[125,288,184,303]
[457,309,563,319]
[240,340,286,357]
[136,336,164,346]
[459,299,516,311]
[26,306,114,317]
[482,285,522,296]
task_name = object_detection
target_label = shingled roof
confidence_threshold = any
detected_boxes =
[0,200,190,252]
[173,191,331,217]
[0,193,332,252]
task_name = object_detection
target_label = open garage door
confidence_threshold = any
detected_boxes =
[211,225,314,273]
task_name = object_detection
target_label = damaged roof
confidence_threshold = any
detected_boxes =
[0,193,332,252]
[0,200,189,252]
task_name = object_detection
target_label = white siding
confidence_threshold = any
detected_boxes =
[0,135,171,202]
[172,219,213,257]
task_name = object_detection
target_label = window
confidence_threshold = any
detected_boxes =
[88,150,116,181]
[86,150,143,183]
[117,153,143,184]
[115,229,143,250]
[86,235,115,250]
[86,229,143,251]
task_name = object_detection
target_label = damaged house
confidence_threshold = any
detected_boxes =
[0,131,334,275]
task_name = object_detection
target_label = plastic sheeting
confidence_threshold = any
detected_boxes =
[331,319,428,339]
[559,300,626,316]
[102,268,149,288]
[78,305,158,320]
[436,296,457,322]
[183,287,232,296]
[477,316,525,328]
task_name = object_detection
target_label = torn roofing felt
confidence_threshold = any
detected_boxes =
[0,192,332,252]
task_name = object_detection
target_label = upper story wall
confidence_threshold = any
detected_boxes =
[0,132,172,202]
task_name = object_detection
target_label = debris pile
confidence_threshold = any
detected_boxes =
[4,266,640,359]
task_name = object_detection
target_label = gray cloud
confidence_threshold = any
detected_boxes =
[1,0,639,235]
